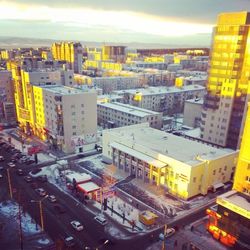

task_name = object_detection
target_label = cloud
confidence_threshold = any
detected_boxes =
[1,0,250,23]
[0,0,249,44]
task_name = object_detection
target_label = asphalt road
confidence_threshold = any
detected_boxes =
[0,142,212,250]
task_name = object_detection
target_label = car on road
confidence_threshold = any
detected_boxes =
[62,235,76,247]
[36,175,47,183]
[35,188,47,197]
[48,195,56,203]
[16,169,24,176]
[7,162,15,168]
[159,228,175,241]
[0,166,4,171]
[30,168,42,176]
[54,204,67,214]
[24,175,33,183]
[0,156,5,161]
[70,220,84,231]
[94,215,108,226]
[0,173,3,178]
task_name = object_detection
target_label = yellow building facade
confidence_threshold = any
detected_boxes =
[201,12,250,149]
[233,103,250,194]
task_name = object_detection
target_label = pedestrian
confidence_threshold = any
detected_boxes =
[174,239,178,247]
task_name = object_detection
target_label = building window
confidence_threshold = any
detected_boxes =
[219,168,221,173]
[224,165,227,171]
[72,112,76,116]
[72,132,76,136]
[193,177,196,183]
[72,125,76,129]
[213,170,216,175]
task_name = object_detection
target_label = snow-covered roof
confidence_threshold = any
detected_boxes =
[66,172,91,183]
[77,182,100,193]
[114,84,205,96]
[98,102,160,117]
[217,190,250,219]
[106,123,235,167]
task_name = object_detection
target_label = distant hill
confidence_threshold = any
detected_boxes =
[0,36,210,49]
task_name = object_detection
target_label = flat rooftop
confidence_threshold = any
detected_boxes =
[217,190,250,219]
[42,85,93,95]
[98,102,160,117]
[106,123,235,166]
[114,84,205,96]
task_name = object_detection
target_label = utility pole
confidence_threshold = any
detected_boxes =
[39,200,44,232]
[18,192,24,250]
[6,168,13,199]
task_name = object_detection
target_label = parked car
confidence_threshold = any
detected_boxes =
[159,228,175,241]
[16,169,24,176]
[62,235,75,247]
[54,204,67,214]
[30,168,42,175]
[35,188,47,197]
[7,162,15,168]
[24,175,33,183]
[0,156,5,161]
[36,175,47,183]
[94,215,108,226]
[48,195,56,203]
[70,220,84,231]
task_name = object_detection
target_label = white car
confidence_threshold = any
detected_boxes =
[48,195,56,203]
[159,228,175,240]
[7,162,15,168]
[70,220,84,231]
[94,215,107,226]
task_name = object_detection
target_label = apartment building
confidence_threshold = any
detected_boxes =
[51,42,83,73]
[183,98,204,128]
[102,123,237,200]
[200,12,250,149]
[97,102,162,129]
[41,86,97,153]
[0,70,16,124]
[114,85,205,115]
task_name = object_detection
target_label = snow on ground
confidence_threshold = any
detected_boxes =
[92,196,146,232]
[0,200,41,235]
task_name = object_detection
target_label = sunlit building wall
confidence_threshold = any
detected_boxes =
[51,42,83,73]
[201,12,250,149]
[102,45,126,63]
[233,102,250,194]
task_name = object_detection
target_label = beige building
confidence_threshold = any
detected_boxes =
[102,123,238,200]
[97,102,162,129]
[183,98,203,128]
[114,85,205,115]
[41,86,97,153]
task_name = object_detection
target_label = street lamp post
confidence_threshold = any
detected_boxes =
[6,168,13,199]
[31,195,48,232]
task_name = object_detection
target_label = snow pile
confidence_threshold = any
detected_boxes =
[0,200,41,235]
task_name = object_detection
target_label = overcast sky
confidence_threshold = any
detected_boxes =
[0,0,249,45]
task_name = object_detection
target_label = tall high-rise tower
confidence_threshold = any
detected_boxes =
[201,12,250,149]
[51,42,83,73]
